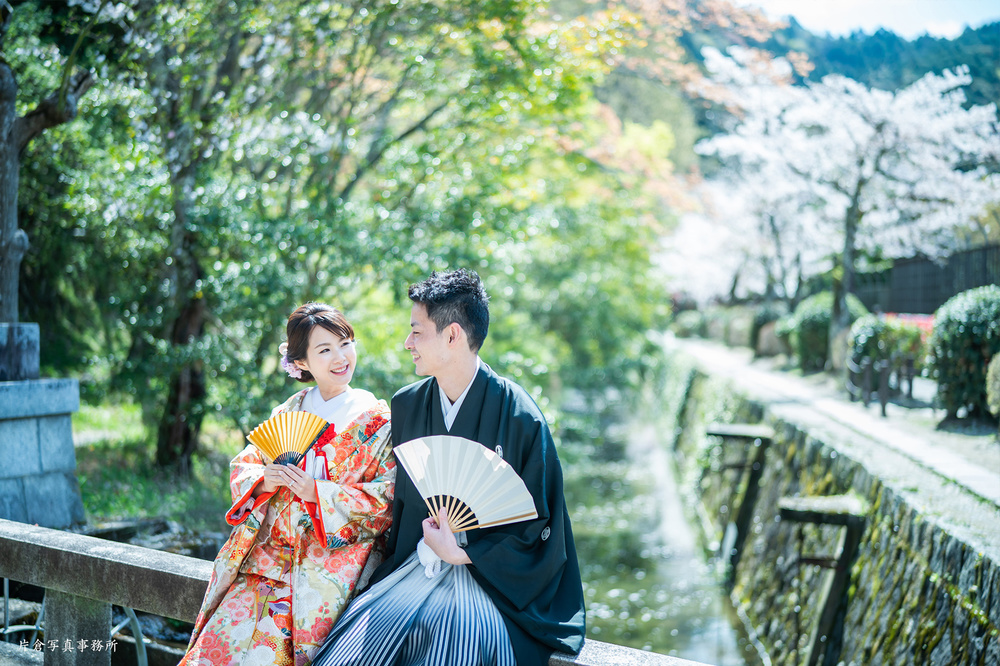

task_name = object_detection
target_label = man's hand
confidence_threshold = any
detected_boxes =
[422,507,472,565]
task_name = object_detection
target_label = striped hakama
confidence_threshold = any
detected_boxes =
[310,550,515,666]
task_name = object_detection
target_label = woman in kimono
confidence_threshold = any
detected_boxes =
[180,303,395,666]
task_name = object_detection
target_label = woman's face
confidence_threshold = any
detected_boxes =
[294,325,357,400]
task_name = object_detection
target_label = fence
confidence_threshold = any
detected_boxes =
[854,243,1000,314]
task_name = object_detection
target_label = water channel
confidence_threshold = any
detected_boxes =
[73,389,766,663]
[559,395,764,665]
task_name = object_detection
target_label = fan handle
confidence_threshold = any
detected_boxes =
[422,495,479,533]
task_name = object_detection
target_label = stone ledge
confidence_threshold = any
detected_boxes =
[0,641,44,665]
[0,520,717,666]
[550,640,713,665]
[0,519,212,622]
[0,379,80,420]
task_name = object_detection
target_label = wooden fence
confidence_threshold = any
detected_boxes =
[854,243,1000,314]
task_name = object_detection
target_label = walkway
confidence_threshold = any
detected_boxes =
[670,336,1000,557]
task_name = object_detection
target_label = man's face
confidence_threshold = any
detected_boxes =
[404,303,450,378]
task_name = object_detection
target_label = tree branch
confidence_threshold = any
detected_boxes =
[58,0,107,112]
[14,69,95,154]
[337,97,452,203]
[0,2,12,49]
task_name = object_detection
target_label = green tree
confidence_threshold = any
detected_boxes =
[1,2,97,324]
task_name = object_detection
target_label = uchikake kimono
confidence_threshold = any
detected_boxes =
[180,388,394,666]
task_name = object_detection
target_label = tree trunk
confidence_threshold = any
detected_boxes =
[153,157,207,473]
[155,287,207,475]
[830,194,861,370]
[0,60,24,324]
[0,6,94,324]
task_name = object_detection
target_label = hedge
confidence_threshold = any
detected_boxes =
[780,291,868,371]
[928,285,1000,419]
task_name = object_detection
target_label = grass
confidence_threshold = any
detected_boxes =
[73,403,244,534]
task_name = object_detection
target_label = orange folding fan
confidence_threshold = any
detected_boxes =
[246,411,329,465]
[394,435,538,533]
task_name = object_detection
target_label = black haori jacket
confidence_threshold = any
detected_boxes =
[367,362,587,666]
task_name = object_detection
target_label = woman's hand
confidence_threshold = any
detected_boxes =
[255,463,318,503]
[422,507,471,565]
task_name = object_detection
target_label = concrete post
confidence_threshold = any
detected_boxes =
[0,323,39,381]
[41,590,111,666]
[0,378,84,528]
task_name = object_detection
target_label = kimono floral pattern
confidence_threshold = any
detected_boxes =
[180,391,394,666]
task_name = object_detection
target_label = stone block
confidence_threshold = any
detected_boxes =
[985,631,1000,666]
[755,321,788,357]
[0,378,80,420]
[24,472,85,529]
[0,418,42,479]
[0,641,43,665]
[43,589,111,666]
[984,556,1000,630]
[0,323,39,381]
[39,414,78,473]
[0,478,27,522]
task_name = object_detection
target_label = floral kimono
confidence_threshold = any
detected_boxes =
[181,389,394,666]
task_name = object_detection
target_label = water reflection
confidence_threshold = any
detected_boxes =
[562,413,762,665]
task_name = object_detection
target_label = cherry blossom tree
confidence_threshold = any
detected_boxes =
[694,46,1000,361]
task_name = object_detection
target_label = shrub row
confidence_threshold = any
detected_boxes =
[849,314,926,372]
[929,285,1000,420]
[777,291,868,371]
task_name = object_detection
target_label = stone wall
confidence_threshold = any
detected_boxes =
[0,379,85,528]
[659,353,1000,666]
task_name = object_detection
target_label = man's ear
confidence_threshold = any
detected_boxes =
[446,323,465,347]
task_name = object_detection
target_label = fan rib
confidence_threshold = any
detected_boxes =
[395,435,538,534]
[247,412,329,466]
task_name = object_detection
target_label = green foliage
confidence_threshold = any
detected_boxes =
[766,20,1000,108]
[987,355,1000,424]
[671,310,705,338]
[751,302,787,353]
[780,291,868,371]
[16,0,673,468]
[74,406,241,533]
[929,285,1000,419]
[849,314,925,371]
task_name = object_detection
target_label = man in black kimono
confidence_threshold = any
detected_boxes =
[312,269,585,666]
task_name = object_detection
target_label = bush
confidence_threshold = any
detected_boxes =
[849,314,926,371]
[987,355,1000,426]
[751,302,787,354]
[785,292,868,371]
[929,285,1000,419]
[671,310,706,338]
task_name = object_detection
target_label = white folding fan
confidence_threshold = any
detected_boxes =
[394,435,538,533]
[246,411,329,465]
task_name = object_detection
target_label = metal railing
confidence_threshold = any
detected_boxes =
[3,580,149,665]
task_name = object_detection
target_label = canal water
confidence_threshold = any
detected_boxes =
[113,390,766,663]
[560,396,764,665]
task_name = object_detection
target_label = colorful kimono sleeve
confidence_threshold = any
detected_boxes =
[309,419,395,548]
[225,444,275,525]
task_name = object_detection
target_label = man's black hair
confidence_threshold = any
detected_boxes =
[408,269,490,352]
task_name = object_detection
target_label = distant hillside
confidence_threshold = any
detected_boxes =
[766,18,1000,106]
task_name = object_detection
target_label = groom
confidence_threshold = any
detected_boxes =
[314,268,586,666]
